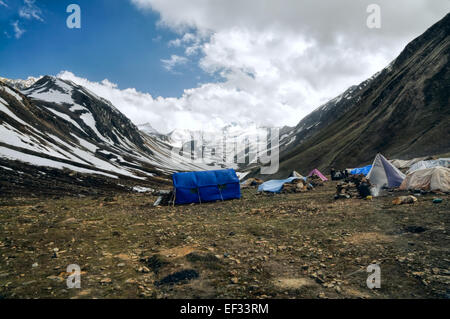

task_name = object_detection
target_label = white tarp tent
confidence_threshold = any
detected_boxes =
[367,153,406,196]
[400,167,450,192]
[390,157,428,169]
[407,158,450,174]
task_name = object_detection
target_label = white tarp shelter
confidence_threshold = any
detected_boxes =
[390,157,428,169]
[407,158,450,174]
[367,153,406,196]
[400,167,450,193]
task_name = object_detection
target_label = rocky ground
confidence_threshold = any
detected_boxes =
[0,181,449,299]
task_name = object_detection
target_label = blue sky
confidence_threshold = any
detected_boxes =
[0,0,213,97]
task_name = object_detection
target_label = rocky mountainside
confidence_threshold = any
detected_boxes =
[265,13,450,179]
[0,77,219,195]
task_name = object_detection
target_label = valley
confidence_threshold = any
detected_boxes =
[0,182,448,299]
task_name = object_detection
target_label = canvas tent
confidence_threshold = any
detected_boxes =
[258,177,301,193]
[400,167,450,193]
[350,165,372,176]
[172,169,241,205]
[407,158,450,174]
[308,169,328,181]
[366,154,406,196]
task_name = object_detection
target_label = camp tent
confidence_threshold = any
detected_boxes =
[308,169,328,181]
[390,157,428,170]
[350,165,372,176]
[407,158,450,174]
[172,169,241,205]
[399,167,450,193]
[367,154,405,196]
[290,171,304,178]
[258,177,301,193]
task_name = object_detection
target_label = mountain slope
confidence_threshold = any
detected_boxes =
[268,13,450,179]
[0,77,222,194]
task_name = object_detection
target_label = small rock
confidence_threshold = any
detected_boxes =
[138,266,150,273]
[62,218,77,224]
[230,277,239,284]
[432,268,440,275]
[32,262,39,268]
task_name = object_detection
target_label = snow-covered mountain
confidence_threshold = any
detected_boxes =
[0,76,227,194]
[138,122,161,136]
[157,122,281,171]
[0,76,41,90]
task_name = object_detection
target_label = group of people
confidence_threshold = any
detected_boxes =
[330,168,349,181]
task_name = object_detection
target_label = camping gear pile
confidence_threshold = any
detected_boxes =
[330,168,348,181]
[280,178,313,193]
[258,177,304,193]
[335,174,372,199]
[392,195,418,205]
[308,174,325,187]
[257,169,328,194]
[240,177,264,189]
[153,190,175,206]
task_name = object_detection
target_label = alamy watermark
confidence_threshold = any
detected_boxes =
[366,264,381,289]
[66,4,81,29]
[66,264,81,289]
[367,4,381,29]
[169,128,279,174]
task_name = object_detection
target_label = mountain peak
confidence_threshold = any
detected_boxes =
[0,76,42,90]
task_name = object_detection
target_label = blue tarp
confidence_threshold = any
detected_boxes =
[350,165,372,176]
[172,169,241,205]
[258,177,304,193]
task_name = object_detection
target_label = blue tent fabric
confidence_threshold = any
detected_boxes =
[173,169,241,205]
[258,177,302,193]
[350,165,372,176]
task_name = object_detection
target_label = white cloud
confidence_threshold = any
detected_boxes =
[12,21,25,39]
[58,71,238,134]
[0,1,8,8]
[128,0,449,130]
[19,0,44,22]
[160,54,188,72]
[57,2,448,133]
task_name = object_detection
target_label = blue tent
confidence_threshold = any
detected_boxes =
[258,177,303,193]
[172,169,241,205]
[350,165,372,176]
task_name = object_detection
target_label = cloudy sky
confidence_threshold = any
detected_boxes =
[1,1,449,133]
